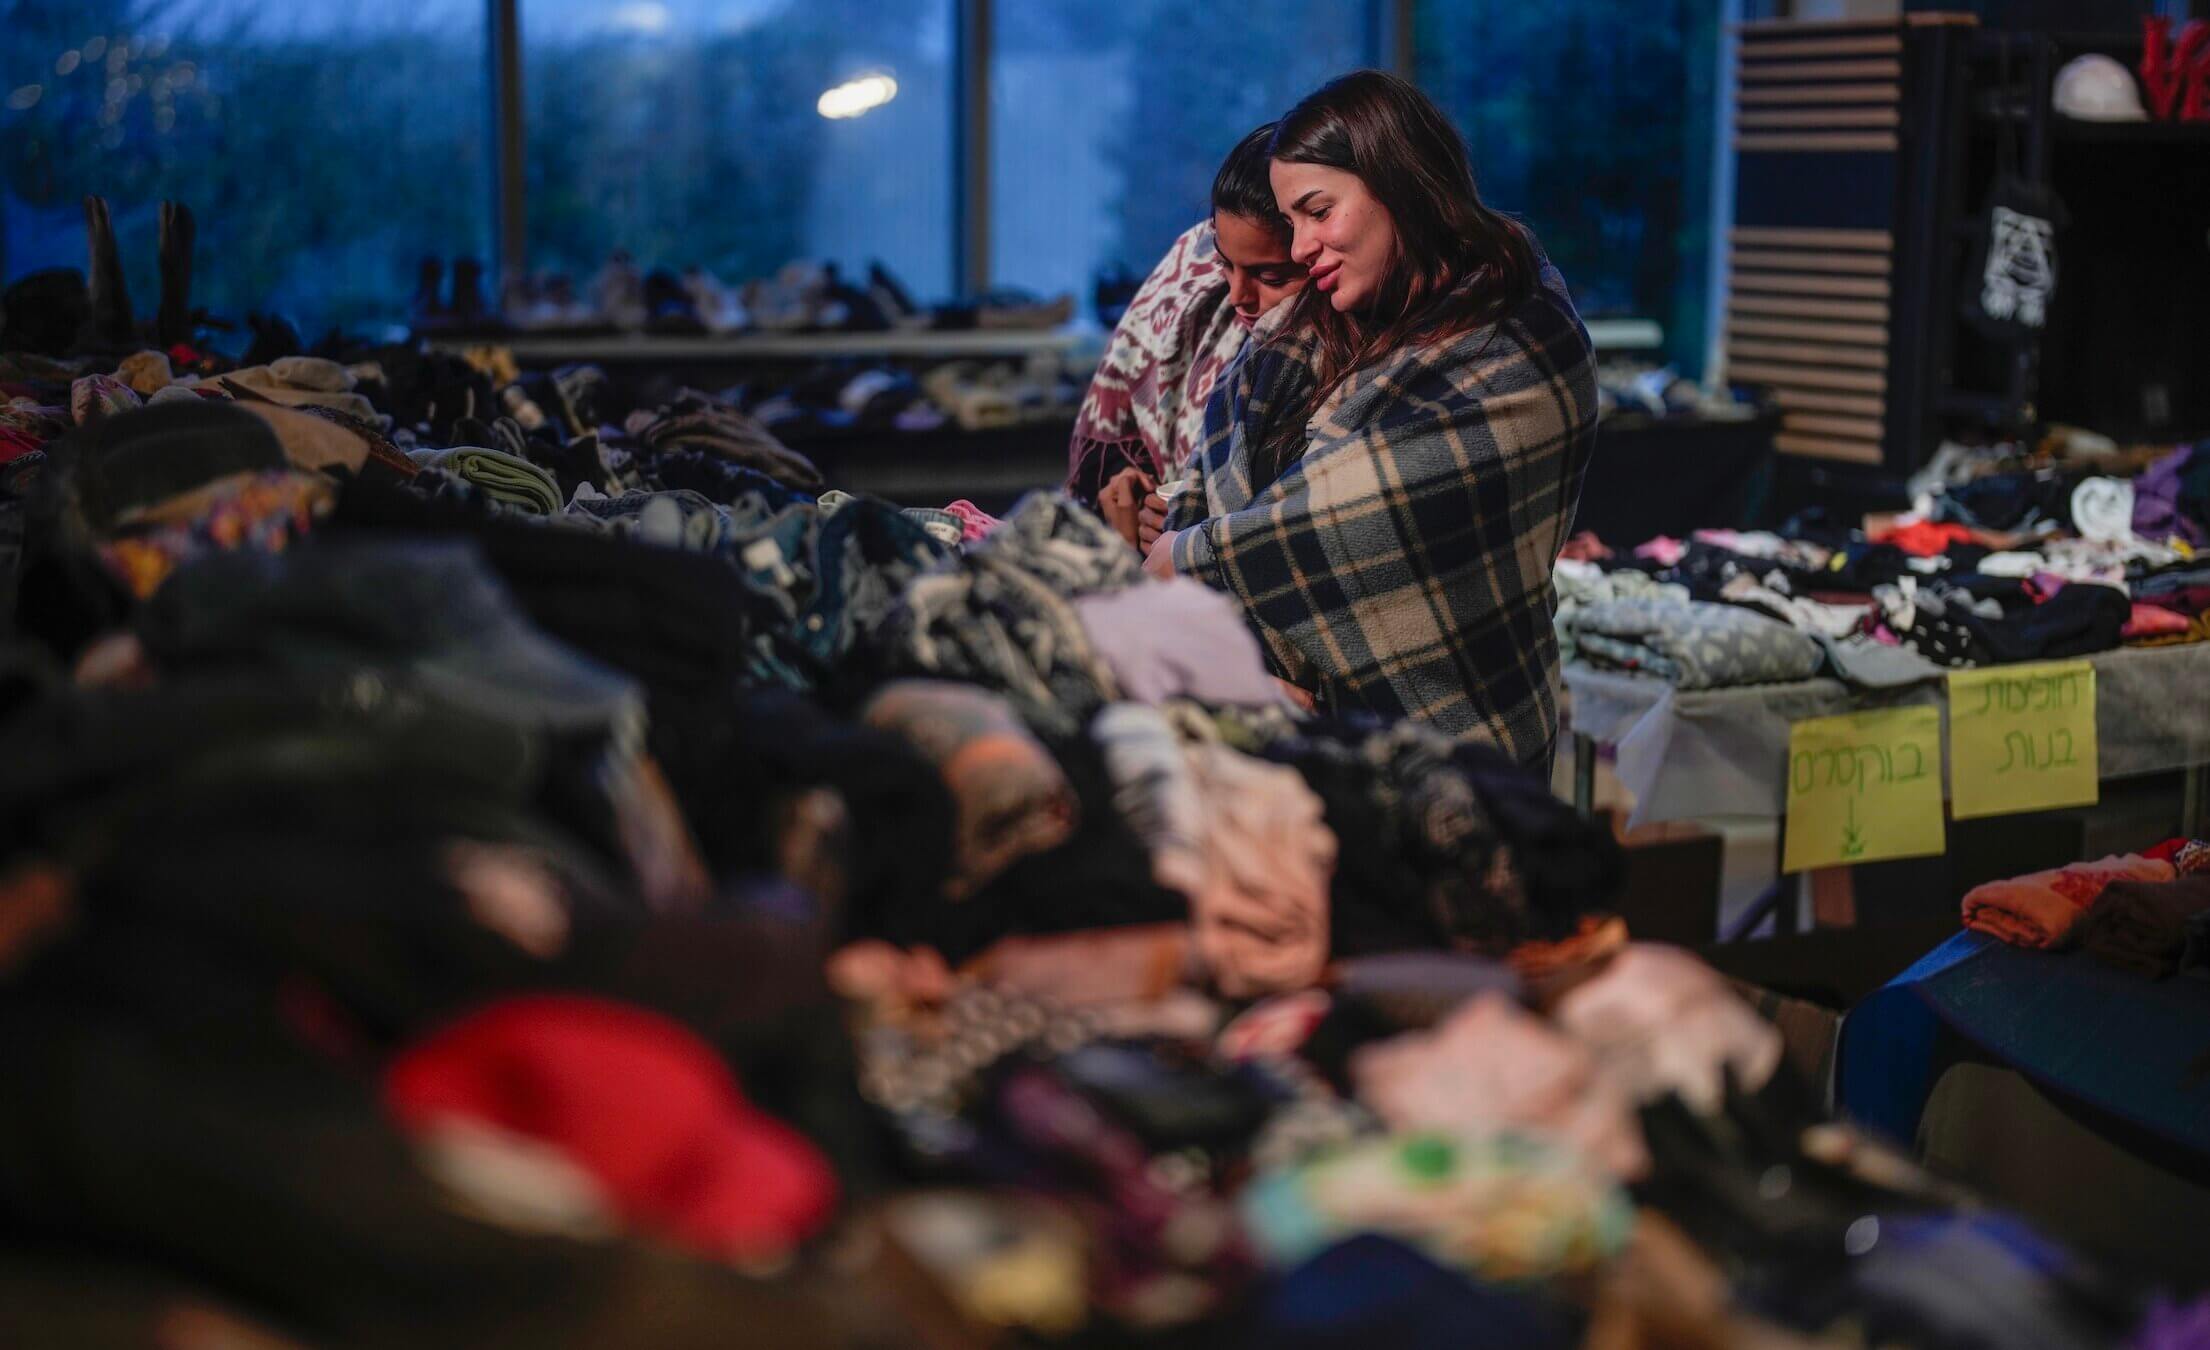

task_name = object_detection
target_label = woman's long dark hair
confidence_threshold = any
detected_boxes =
[1211,123,1290,245]
[1267,70,1537,445]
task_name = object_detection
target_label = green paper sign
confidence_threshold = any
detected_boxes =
[1783,706,1947,873]
[1947,660,2098,820]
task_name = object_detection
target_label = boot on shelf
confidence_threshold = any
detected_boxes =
[156,200,196,348]
[77,196,138,352]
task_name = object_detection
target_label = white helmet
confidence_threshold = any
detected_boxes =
[2053,53,2147,122]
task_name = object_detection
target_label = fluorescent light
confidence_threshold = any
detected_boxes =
[817,73,897,120]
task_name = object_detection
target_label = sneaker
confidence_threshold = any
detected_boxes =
[642,268,705,334]
[974,288,1073,331]
[921,361,1018,431]
[591,252,648,331]
[682,266,749,334]
[448,257,493,328]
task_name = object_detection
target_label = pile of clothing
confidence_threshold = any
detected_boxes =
[1961,838,2210,978]
[1558,437,2210,692]
[0,246,2191,1346]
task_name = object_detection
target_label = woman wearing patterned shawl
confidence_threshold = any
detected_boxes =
[1149,72,1600,774]
[1067,125,1308,546]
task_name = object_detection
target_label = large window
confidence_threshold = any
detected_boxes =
[2,0,490,332]
[521,0,954,303]
[4,1,1724,348]
[990,2,1374,312]
[1416,0,1721,372]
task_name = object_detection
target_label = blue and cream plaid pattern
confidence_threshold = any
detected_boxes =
[1167,261,1599,771]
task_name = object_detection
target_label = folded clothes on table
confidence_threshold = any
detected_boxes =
[1561,597,1821,689]
[1960,854,2176,949]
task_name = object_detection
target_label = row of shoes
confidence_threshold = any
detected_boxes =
[716,351,1085,441]
[415,253,1076,340]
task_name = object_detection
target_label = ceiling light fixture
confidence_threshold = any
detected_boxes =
[817,73,897,120]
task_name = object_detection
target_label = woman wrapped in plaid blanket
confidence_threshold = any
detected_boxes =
[1148,71,1599,774]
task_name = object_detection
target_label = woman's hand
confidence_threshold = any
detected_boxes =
[1096,467,1154,550]
[1137,493,1170,552]
[1142,529,1179,581]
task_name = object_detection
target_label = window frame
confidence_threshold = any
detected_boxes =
[482,0,1722,332]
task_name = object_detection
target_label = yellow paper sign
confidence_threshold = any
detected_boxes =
[1783,707,1946,873]
[1946,660,2098,820]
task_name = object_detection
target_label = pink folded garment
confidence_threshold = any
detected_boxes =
[942,499,1002,542]
[1960,854,2177,948]
[1634,535,1685,566]
[1183,744,1336,998]
[1552,944,1781,1113]
[1352,992,1648,1180]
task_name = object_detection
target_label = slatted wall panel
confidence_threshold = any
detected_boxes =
[1725,18,1904,466]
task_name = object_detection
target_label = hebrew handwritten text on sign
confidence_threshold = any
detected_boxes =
[1783,707,1946,873]
[1947,660,2098,820]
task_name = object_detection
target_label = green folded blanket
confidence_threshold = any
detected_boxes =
[409,445,561,515]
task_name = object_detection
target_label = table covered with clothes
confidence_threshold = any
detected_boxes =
[1565,643,2210,827]
[3,320,2207,1348]
[1552,437,2210,827]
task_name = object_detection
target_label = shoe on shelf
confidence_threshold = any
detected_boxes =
[837,366,942,433]
[448,257,497,330]
[642,268,706,335]
[76,195,139,353]
[974,288,1074,331]
[410,257,449,331]
[500,270,542,327]
[868,260,929,331]
[682,266,749,334]
[742,261,828,333]
[921,361,1019,432]
[819,263,890,333]
[591,251,648,331]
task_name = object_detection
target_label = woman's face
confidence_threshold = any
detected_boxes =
[1212,210,1307,326]
[1270,160,1397,314]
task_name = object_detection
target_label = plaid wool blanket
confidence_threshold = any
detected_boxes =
[1167,260,1598,771]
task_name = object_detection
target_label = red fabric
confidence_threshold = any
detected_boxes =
[1871,520,1979,558]
[2143,838,2191,863]
[385,994,836,1260]
[0,426,44,464]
